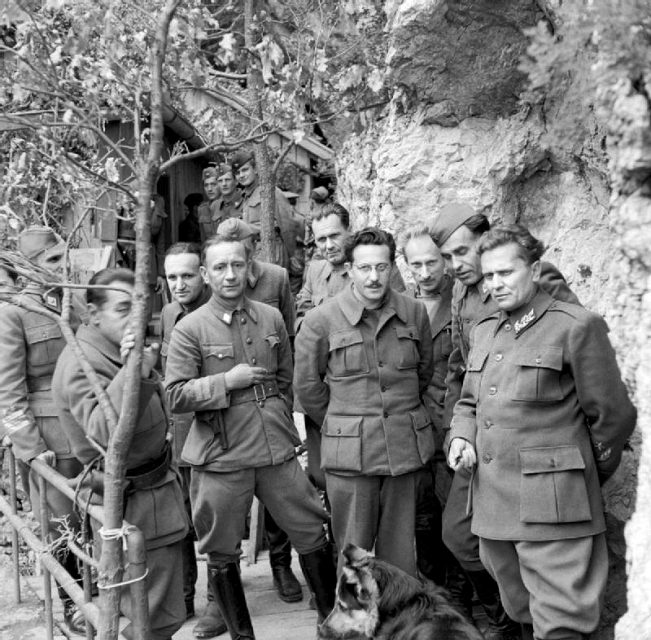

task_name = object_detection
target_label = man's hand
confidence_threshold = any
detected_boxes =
[33,450,56,467]
[448,438,477,472]
[120,332,160,379]
[225,364,270,391]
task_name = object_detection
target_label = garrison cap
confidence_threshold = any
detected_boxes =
[231,150,254,173]
[202,167,218,181]
[217,163,234,178]
[430,202,477,247]
[216,218,257,241]
[18,226,65,261]
[310,186,329,202]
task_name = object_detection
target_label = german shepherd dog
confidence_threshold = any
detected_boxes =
[318,544,483,640]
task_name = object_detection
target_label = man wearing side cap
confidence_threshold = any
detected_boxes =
[197,167,222,242]
[214,164,244,225]
[0,226,86,635]
[231,149,304,279]
[430,203,579,640]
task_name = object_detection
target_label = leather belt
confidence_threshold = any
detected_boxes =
[229,380,279,406]
[125,441,171,492]
[27,377,53,392]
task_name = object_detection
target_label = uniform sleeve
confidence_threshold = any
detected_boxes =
[539,262,580,305]
[278,269,296,338]
[165,323,230,413]
[295,264,316,328]
[442,291,465,437]
[0,307,47,461]
[449,324,480,446]
[569,313,636,481]
[423,329,452,432]
[415,302,435,397]
[293,310,330,426]
[274,313,294,409]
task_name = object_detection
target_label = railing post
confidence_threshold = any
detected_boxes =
[125,527,151,640]
[37,473,55,640]
[6,446,21,603]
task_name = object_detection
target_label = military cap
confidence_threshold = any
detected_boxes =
[217,163,234,178]
[202,167,218,181]
[230,150,255,173]
[18,226,65,261]
[216,218,258,241]
[310,186,329,202]
[430,202,477,247]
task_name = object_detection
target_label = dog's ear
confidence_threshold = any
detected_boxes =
[342,543,371,566]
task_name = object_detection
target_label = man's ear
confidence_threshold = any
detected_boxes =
[87,302,100,326]
[200,265,209,284]
[344,261,352,275]
[531,260,542,283]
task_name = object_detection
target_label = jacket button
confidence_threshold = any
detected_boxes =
[488,386,497,395]
[218,354,224,359]
[536,357,542,364]
[240,317,247,324]
[336,428,342,434]
[381,385,387,392]
[504,324,512,332]
[383,411,389,418]
[251,358,257,364]
[482,454,492,464]
[549,458,556,467]
[378,361,384,367]
[485,419,492,428]
[495,354,503,362]
[246,338,252,344]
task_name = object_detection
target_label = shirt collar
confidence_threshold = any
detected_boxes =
[337,284,408,326]
[494,288,554,337]
[207,295,258,325]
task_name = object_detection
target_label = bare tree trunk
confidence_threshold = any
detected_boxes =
[244,0,275,263]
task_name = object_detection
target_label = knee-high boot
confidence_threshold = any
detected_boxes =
[207,563,255,640]
[298,545,337,622]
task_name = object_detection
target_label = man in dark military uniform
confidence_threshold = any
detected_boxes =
[164,235,336,640]
[401,225,472,610]
[295,228,434,577]
[159,243,223,638]
[0,226,86,635]
[54,268,188,640]
[449,225,636,640]
[215,164,244,222]
[197,167,222,242]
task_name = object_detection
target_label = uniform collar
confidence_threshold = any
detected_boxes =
[76,324,122,365]
[337,283,409,326]
[207,295,258,325]
[476,278,492,302]
[495,288,554,337]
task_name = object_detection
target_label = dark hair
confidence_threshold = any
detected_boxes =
[165,242,201,260]
[86,268,135,306]
[201,236,252,265]
[183,193,203,210]
[463,214,491,235]
[313,202,350,230]
[477,224,545,264]
[344,227,396,264]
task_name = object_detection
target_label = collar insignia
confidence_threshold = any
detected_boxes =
[514,309,535,334]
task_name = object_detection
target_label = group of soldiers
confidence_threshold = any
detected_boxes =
[0,155,637,640]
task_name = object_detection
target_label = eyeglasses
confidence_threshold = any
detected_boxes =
[352,263,391,275]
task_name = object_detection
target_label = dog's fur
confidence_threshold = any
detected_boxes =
[318,544,484,640]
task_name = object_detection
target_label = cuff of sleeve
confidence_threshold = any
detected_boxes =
[450,416,476,444]
[210,373,230,409]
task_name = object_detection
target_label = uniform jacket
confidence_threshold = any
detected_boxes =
[164,296,300,471]
[405,277,453,444]
[450,290,636,541]
[443,262,580,432]
[0,292,77,462]
[295,260,405,330]
[294,285,435,477]
[198,196,244,241]
[53,324,188,550]
[245,260,295,337]
[159,286,212,464]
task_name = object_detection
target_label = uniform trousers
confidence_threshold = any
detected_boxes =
[479,534,607,640]
[190,457,328,564]
[304,414,326,491]
[441,467,483,571]
[178,465,198,605]
[326,471,418,577]
[121,541,185,640]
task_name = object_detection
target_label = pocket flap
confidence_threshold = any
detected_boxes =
[409,406,432,430]
[204,344,234,360]
[513,346,563,370]
[395,325,418,341]
[323,415,362,437]
[329,330,364,351]
[25,323,62,344]
[466,350,488,372]
[520,445,585,474]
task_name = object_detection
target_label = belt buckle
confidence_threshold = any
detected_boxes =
[253,383,267,406]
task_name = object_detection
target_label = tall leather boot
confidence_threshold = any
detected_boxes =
[265,508,302,603]
[465,569,521,640]
[182,531,198,618]
[298,545,337,622]
[194,565,228,639]
[208,563,255,640]
[445,552,474,621]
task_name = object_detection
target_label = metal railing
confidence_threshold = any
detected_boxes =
[0,445,150,640]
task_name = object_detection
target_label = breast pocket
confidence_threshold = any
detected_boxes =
[25,323,64,367]
[202,343,235,374]
[512,346,564,402]
[396,325,420,370]
[519,445,592,524]
[328,330,369,377]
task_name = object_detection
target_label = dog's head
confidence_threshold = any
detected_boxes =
[318,544,425,640]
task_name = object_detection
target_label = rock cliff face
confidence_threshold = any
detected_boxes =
[330,2,650,637]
